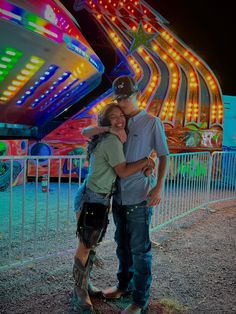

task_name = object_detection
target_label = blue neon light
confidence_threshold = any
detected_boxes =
[16,64,59,106]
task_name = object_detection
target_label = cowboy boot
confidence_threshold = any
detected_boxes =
[72,257,93,313]
[87,250,102,297]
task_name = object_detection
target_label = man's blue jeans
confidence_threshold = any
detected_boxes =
[112,200,152,308]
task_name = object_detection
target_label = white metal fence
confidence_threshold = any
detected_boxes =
[0,152,235,270]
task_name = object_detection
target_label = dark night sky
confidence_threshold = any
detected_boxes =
[146,0,234,96]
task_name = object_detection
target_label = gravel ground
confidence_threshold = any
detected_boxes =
[0,200,235,314]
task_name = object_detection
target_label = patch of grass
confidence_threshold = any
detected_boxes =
[159,298,189,314]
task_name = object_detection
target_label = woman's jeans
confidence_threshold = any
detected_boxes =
[112,200,152,308]
[74,182,110,214]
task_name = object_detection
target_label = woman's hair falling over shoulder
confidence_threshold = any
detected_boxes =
[87,103,119,159]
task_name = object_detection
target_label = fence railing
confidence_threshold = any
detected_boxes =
[0,152,235,270]
[151,152,210,231]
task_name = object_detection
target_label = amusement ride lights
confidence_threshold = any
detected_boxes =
[0,56,45,103]
[83,0,223,128]
[0,48,22,81]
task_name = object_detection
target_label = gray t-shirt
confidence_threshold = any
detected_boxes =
[114,110,169,205]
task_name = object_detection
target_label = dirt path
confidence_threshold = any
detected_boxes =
[0,201,235,314]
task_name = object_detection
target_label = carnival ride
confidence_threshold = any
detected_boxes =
[0,0,104,133]
[0,0,225,185]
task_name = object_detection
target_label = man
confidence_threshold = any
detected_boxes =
[103,76,169,314]
[84,75,169,314]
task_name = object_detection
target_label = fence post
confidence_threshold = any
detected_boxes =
[206,153,213,213]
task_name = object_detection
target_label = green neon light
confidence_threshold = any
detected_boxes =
[0,55,45,103]
[0,47,22,82]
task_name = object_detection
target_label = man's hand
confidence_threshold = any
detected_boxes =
[147,186,162,207]
[144,168,153,177]
[143,157,155,177]
[110,127,127,143]
[147,155,168,207]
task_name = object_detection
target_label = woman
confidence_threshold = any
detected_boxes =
[73,103,154,313]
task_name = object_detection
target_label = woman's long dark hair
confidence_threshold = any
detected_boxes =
[87,103,124,159]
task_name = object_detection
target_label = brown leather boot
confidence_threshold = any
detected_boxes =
[87,250,102,297]
[102,286,130,299]
[72,257,93,313]
[88,278,102,297]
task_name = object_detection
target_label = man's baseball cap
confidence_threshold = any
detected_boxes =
[112,75,139,101]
